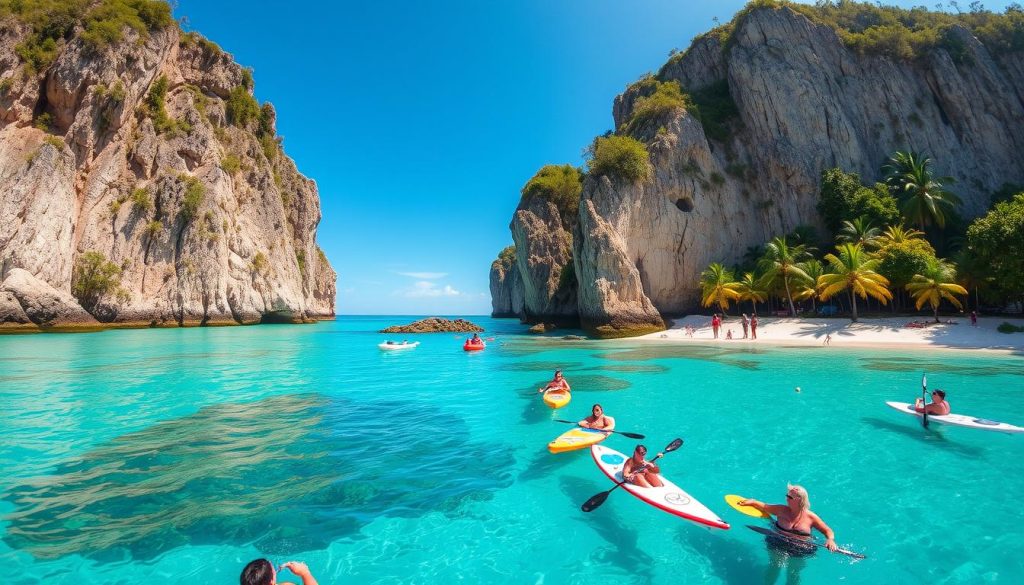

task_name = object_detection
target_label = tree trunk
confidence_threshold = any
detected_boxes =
[933,303,939,323]
[850,289,859,322]
[784,277,796,316]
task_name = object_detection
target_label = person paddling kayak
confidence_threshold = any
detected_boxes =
[914,389,950,415]
[622,444,664,488]
[740,485,838,552]
[538,370,571,393]
[578,403,615,431]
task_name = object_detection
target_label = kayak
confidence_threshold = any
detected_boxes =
[590,445,730,530]
[542,389,571,409]
[378,341,419,351]
[463,341,485,351]
[885,401,1024,433]
[548,426,609,453]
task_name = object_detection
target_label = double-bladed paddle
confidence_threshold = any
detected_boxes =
[921,372,929,429]
[745,525,866,560]
[553,419,645,439]
[580,437,683,512]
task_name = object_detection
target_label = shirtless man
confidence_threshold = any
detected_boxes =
[622,444,663,488]
[914,389,951,415]
[578,403,615,431]
[240,560,319,585]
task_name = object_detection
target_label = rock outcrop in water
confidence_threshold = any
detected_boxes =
[380,317,484,334]
[0,2,336,331]
[491,2,1024,337]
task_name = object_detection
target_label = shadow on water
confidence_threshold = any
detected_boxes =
[498,360,585,373]
[860,357,1024,377]
[861,417,986,458]
[675,526,767,585]
[1,393,515,562]
[584,364,669,374]
[570,375,631,392]
[557,475,655,582]
[519,383,556,425]
[517,447,579,482]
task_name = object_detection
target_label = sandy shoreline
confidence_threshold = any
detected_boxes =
[631,315,1024,353]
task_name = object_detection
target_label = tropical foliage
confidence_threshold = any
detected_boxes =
[906,258,968,323]
[585,135,651,183]
[817,243,892,322]
[882,151,961,230]
[758,236,811,316]
[700,263,741,313]
[520,164,584,222]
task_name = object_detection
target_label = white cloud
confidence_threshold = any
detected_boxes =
[396,271,448,280]
[403,281,461,298]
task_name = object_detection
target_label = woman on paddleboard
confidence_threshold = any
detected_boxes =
[914,389,950,415]
[740,485,838,552]
[538,370,571,393]
[578,404,615,431]
[622,444,663,488]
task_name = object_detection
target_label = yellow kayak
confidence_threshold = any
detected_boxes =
[543,389,571,409]
[548,427,609,453]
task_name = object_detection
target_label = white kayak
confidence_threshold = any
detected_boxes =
[378,341,420,351]
[590,445,730,530]
[886,401,1024,434]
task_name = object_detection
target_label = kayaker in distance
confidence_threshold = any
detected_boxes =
[739,485,839,552]
[578,403,615,431]
[538,370,571,393]
[470,333,483,344]
[622,444,664,488]
[914,389,950,415]
[240,559,319,585]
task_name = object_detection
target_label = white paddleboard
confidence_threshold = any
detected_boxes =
[886,401,1024,434]
[590,445,729,530]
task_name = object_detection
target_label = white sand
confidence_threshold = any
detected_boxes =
[633,315,1024,352]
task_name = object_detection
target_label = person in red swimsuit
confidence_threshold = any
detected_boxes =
[538,370,571,394]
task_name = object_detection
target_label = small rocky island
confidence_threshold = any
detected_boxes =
[380,317,484,334]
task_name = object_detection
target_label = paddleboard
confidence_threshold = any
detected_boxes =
[378,341,419,351]
[746,525,866,559]
[590,445,729,530]
[543,389,571,409]
[548,427,609,453]
[725,494,770,519]
[885,401,1024,433]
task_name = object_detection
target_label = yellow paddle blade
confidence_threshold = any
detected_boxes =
[725,494,771,519]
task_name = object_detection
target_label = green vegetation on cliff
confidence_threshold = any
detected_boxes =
[586,135,651,183]
[72,251,126,310]
[623,79,689,135]
[2,0,173,73]
[818,168,900,235]
[492,245,516,273]
[520,165,583,222]
[690,0,1024,63]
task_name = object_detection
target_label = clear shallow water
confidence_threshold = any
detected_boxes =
[1,317,1023,584]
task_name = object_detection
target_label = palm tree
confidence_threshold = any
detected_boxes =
[734,272,770,316]
[759,236,811,316]
[793,259,825,313]
[906,258,968,323]
[817,243,893,322]
[876,223,925,248]
[837,217,881,249]
[882,151,961,230]
[700,263,741,314]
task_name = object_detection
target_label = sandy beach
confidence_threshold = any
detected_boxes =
[635,315,1024,352]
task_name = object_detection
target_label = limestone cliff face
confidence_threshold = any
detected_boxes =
[0,19,336,330]
[493,4,1024,337]
[489,249,524,318]
[508,197,577,323]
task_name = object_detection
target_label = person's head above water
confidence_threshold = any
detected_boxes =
[932,389,947,401]
[240,559,274,585]
[591,403,603,417]
[786,484,810,512]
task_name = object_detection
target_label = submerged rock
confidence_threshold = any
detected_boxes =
[380,317,484,333]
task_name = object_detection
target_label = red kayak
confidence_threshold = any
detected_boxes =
[463,341,486,351]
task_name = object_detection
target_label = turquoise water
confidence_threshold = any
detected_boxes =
[1,317,1023,584]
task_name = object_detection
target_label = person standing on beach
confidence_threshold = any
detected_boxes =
[712,314,721,339]
[971,311,978,326]
[741,314,749,339]
[750,314,758,339]
[241,559,319,585]
[824,333,831,346]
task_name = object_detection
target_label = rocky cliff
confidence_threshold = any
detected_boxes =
[491,2,1024,337]
[0,2,336,331]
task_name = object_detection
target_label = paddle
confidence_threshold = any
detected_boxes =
[746,525,866,560]
[581,438,682,512]
[553,419,645,440]
[921,372,929,429]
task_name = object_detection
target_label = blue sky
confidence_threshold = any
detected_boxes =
[173,1,1015,315]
